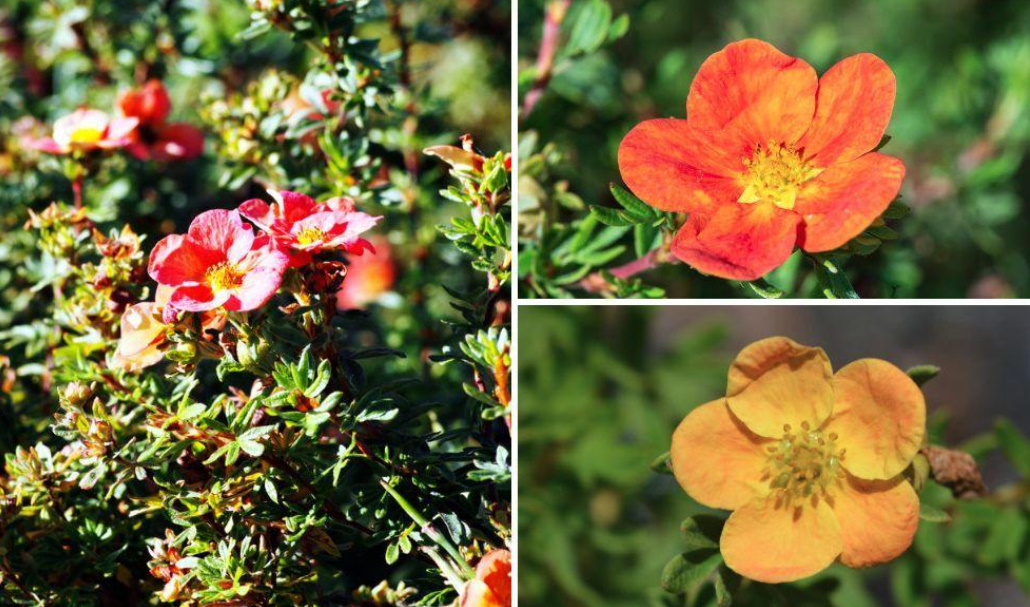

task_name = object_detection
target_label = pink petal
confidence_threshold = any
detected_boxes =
[277,191,319,223]
[169,284,229,312]
[187,209,254,263]
[226,247,289,311]
[148,234,219,286]
[239,199,276,231]
[26,137,66,154]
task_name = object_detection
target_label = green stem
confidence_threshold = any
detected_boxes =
[380,479,475,578]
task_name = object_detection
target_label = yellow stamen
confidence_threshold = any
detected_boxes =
[763,424,845,507]
[206,262,244,292]
[70,127,104,144]
[296,227,326,246]
[738,141,822,210]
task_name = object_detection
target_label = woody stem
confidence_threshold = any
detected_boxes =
[520,0,571,121]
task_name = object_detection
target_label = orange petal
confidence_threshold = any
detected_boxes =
[617,118,743,213]
[799,53,896,167]
[721,494,842,583]
[832,475,919,568]
[823,359,926,480]
[725,337,834,438]
[670,202,800,281]
[687,39,817,147]
[670,399,769,510]
[796,152,905,253]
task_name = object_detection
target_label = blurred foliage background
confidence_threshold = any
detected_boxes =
[518,0,1030,298]
[518,305,1030,606]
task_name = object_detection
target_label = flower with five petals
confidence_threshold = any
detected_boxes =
[148,209,289,312]
[671,336,925,582]
[619,39,905,280]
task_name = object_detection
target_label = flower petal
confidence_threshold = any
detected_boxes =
[832,475,919,568]
[100,116,140,147]
[799,54,896,167]
[225,248,289,311]
[152,123,205,161]
[149,234,218,286]
[670,202,800,281]
[238,199,275,231]
[797,152,905,253]
[187,209,254,263]
[687,39,817,147]
[169,284,229,312]
[721,494,842,583]
[823,359,926,480]
[278,191,320,224]
[670,399,769,510]
[726,337,834,438]
[617,118,744,213]
[115,303,166,360]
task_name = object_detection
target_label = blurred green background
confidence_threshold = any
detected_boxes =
[517,305,1030,606]
[518,0,1030,297]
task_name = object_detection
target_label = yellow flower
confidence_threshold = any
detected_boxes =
[671,336,926,583]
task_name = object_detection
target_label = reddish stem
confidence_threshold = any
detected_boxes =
[578,250,665,293]
[72,176,83,209]
[520,0,571,121]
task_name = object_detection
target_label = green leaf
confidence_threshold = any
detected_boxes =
[649,451,671,474]
[385,541,400,565]
[564,0,612,57]
[680,515,724,551]
[906,365,941,387]
[811,255,859,299]
[661,549,722,594]
[918,503,951,523]
[588,205,633,227]
[238,439,264,457]
[609,183,655,223]
[737,279,786,299]
[996,419,1030,478]
[607,13,629,41]
[979,507,1027,566]
[714,566,739,607]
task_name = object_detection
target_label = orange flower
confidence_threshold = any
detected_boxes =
[619,40,905,280]
[670,337,925,583]
[459,549,511,607]
[335,236,396,310]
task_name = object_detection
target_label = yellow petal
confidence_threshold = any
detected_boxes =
[721,493,842,583]
[832,474,919,568]
[670,399,769,510]
[726,337,834,438]
[824,359,926,480]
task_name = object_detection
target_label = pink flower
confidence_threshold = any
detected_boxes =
[27,108,138,155]
[336,236,396,310]
[239,191,380,267]
[148,210,289,312]
[118,80,205,162]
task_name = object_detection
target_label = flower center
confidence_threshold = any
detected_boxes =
[762,422,846,505]
[738,142,822,210]
[205,262,244,292]
[296,227,326,245]
[70,127,105,145]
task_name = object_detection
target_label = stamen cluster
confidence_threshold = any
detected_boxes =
[738,141,822,210]
[763,421,846,506]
